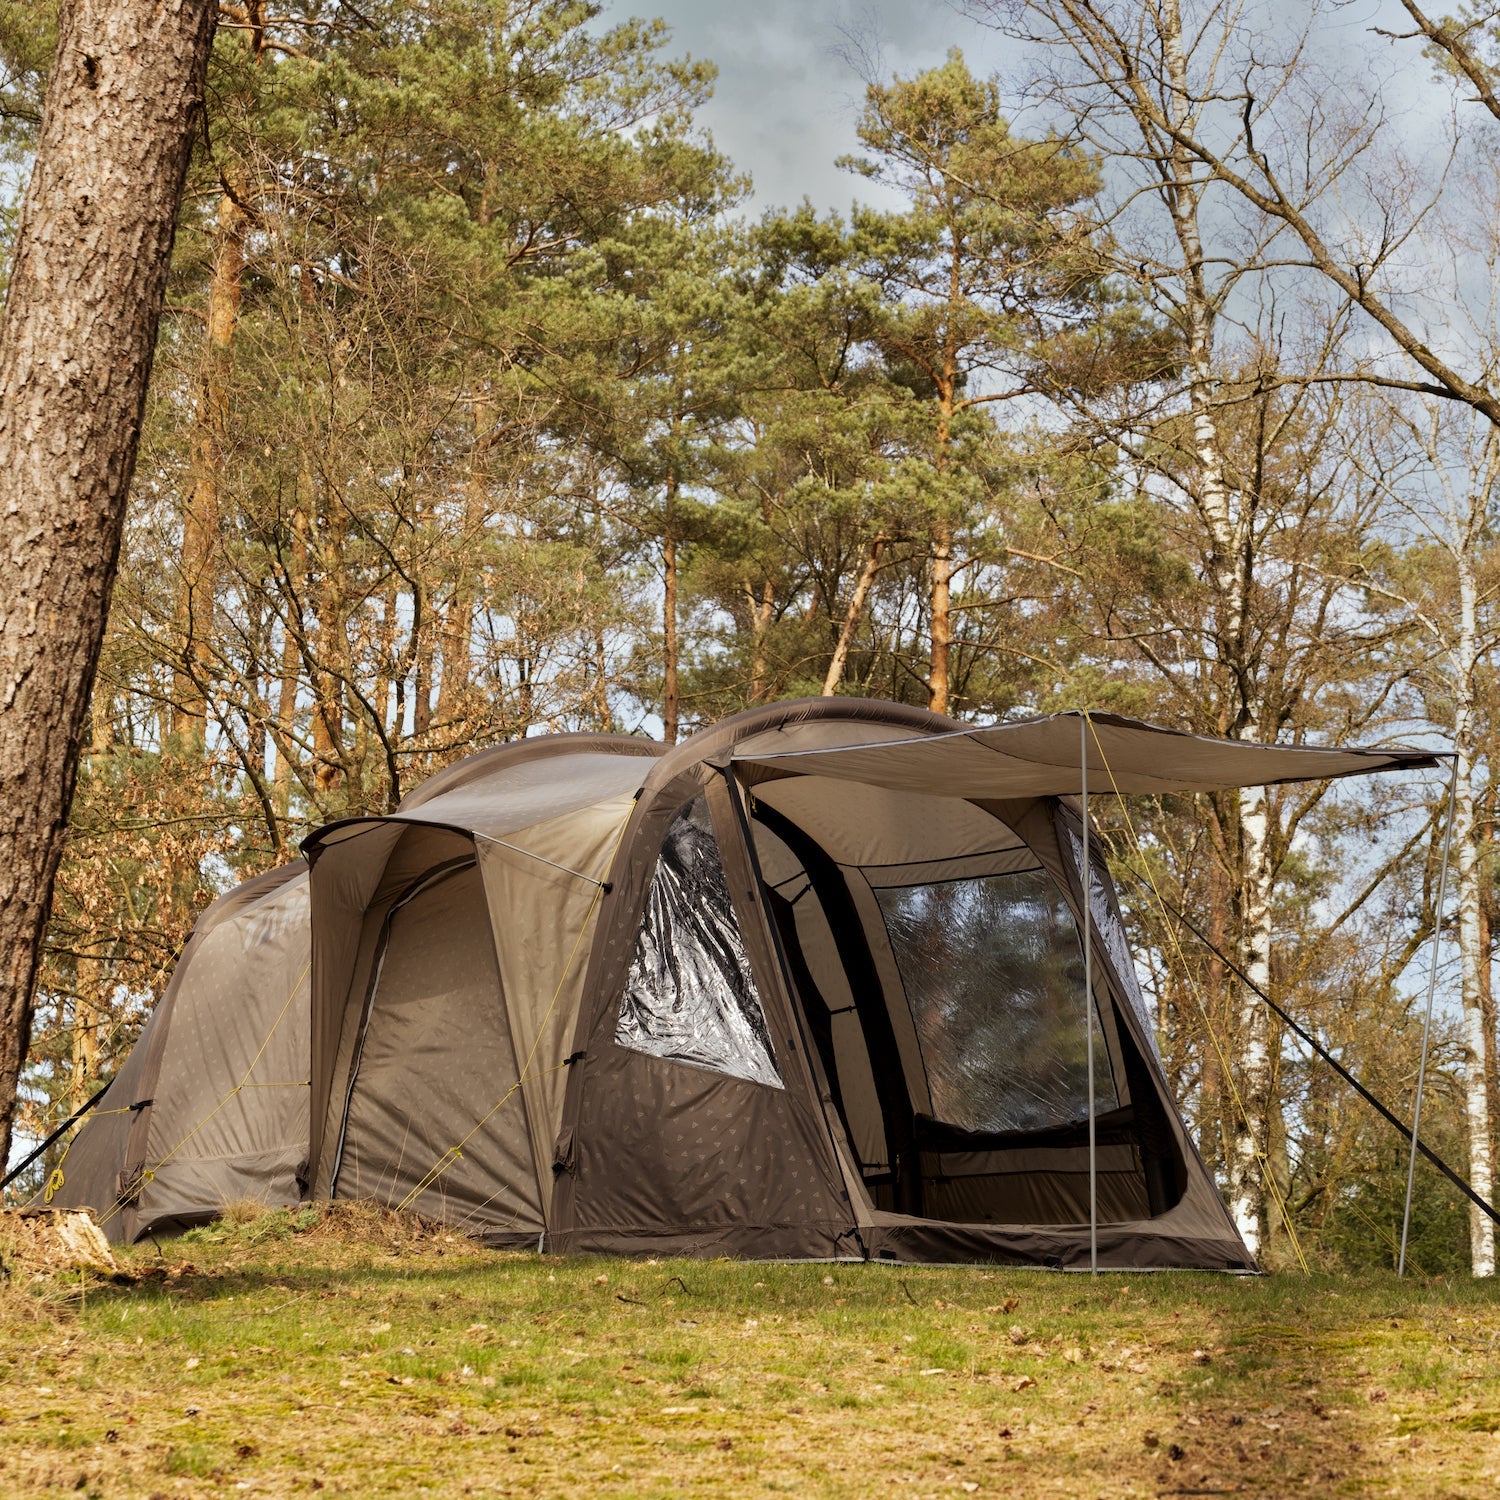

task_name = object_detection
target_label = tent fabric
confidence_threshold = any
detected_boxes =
[42,862,311,1240]
[42,698,1441,1268]
[332,862,541,1235]
[733,710,1441,797]
[472,793,638,1217]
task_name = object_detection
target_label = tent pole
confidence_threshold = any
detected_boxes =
[1083,713,1097,1275]
[1399,757,1458,1278]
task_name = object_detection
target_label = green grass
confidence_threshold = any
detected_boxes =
[2,1204,1498,1497]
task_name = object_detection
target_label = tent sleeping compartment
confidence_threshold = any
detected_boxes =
[40,699,1439,1269]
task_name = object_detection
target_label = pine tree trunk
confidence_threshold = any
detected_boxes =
[747,579,775,704]
[927,524,954,716]
[173,179,246,742]
[436,399,492,724]
[0,0,219,1164]
[69,955,102,1111]
[305,465,347,802]
[824,536,885,697]
[662,491,680,745]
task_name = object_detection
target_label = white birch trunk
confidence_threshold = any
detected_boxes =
[1453,554,1496,1276]
[1163,0,1275,1251]
[1231,778,1275,1257]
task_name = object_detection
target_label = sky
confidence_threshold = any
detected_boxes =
[612,0,1436,220]
[620,0,1010,214]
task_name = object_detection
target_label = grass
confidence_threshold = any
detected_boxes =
[1,1204,1498,1497]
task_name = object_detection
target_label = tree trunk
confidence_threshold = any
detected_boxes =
[747,579,775,704]
[1165,0,1276,1251]
[69,954,102,1111]
[1481,833,1500,1218]
[927,524,954,716]
[173,177,246,742]
[1453,557,1496,1276]
[1230,782,1275,1259]
[824,536,885,697]
[662,487,680,744]
[412,584,435,741]
[0,0,220,1164]
[436,398,493,725]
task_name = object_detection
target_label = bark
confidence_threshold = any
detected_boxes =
[1453,552,1496,1276]
[412,585,434,739]
[69,955,102,1111]
[662,480,680,745]
[436,399,493,724]
[823,536,886,697]
[272,510,308,823]
[1232,781,1275,1259]
[927,524,954,717]
[0,0,220,1164]
[307,474,346,801]
[747,579,775,704]
[173,176,247,741]
[592,627,611,728]
[1163,0,1275,1251]
[1482,855,1500,1218]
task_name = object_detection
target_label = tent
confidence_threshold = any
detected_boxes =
[42,699,1437,1268]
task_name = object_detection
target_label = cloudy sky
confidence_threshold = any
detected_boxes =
[628,0,1010,214]
[614,0,1424,218]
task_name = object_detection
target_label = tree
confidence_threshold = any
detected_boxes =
[961,0,1476,1266]
[1352,395,1500,1279]
[0,0,219,1164]
[841,50,1166,716]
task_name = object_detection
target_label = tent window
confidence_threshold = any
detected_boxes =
[1059,818,1161,1057]
[876,870,1117,1134]
[615,796,783,1089]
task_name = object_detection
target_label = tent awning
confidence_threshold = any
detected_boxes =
[731,710,1444,798]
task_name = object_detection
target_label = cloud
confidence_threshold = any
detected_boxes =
[629,0,1006,213]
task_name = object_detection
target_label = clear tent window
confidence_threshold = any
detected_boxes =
[876,869,1117,1134]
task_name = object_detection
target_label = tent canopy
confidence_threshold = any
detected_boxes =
[732,710,1443,799]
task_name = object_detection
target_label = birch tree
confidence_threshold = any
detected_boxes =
[1353,397,1500,1278]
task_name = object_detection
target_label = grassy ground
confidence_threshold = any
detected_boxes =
[1,1206,1498,1498]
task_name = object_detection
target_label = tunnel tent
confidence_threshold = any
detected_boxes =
[41,701,1439,1269]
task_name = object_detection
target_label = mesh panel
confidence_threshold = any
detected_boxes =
[876,871,1117,1133]
[615,797,782,1088]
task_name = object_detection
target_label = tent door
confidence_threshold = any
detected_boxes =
[329,858,543,1235]
[749,797,1172,1229]
[754,802,922,1215]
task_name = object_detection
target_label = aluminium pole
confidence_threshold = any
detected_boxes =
[1083,713,1097,1274]
[1399,757,1458,1278]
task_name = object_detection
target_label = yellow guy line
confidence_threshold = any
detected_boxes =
[1085,715,1311,1275]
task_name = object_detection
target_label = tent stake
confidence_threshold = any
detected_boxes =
[1083,714,1097,1275]
[1399,758,1458,1278]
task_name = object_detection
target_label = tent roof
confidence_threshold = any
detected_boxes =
[732,710,1444,798]
[306,740,659,854]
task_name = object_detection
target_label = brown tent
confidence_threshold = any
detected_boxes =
[44,699,1437,1268]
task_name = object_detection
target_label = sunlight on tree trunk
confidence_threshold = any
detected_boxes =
[0,0,219,1161]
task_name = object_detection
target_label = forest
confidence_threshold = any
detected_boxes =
[1,0,1498,1278]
